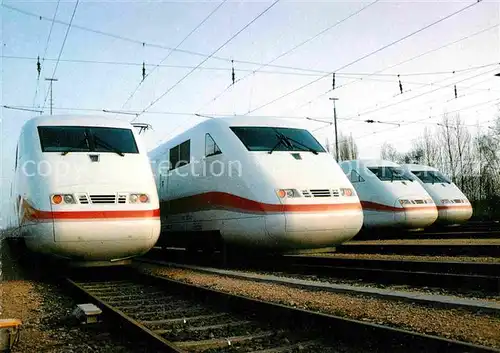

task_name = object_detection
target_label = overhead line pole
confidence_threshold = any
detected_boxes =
[330,97,339,161]
[45,78,58,115]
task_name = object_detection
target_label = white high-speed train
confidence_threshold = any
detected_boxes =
[339,160,438,230]
[11,115,160,267]
[402,164,473,225]
[148,117,364,253]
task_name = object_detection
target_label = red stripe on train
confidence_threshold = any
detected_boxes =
[360,201,437,212]
[21,200,160,221]
[436,205,472,210]
[165,191,362,214]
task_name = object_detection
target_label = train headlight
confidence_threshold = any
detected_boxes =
[63,194,76,204]
[51,194,76,204]
[340,188,355,196]
[276,189,300,198]
[52,195,63,204]
[129,193,150,203]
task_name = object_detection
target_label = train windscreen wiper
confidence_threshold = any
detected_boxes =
[61,134,89,155]
[279,133,319,155]
[268,134,293,154]
[93,135,125,157]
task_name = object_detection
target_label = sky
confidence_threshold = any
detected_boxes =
[1,0,499,228]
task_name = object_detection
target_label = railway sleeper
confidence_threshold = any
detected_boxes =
[140,313,230,326]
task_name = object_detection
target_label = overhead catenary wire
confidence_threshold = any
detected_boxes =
[1,3,336,75]
[32,0,61,108]
[117,0,228,114]
[245,0,484,115]
[195,0,380,113]
[6,55,500,82]
[41,0,80,113]
[313,97,500,149]
[5,3,494,80]
[291,22,500,112]
[353,100,500,152]
[342,65,500,122]
[131,0,281,121]
[331,67,500,135]
[1,103,387,123]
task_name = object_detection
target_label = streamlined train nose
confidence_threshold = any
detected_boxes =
[51,218,160,260]
[392,206,438,229]
[437,204,473,225]
[264,204,363,249]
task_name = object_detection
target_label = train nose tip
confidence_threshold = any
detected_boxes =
[265,209,363,249]
[438,204,473,224]
[403,207,438,229]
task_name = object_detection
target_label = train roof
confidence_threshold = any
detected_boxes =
[340,159,401,168]
[402,163,438,172]
[149,116,313,154]
[21,115,135,130]
[195,116,310,129]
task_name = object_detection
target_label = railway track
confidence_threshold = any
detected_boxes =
[335,242,500,257]
[66,268,498,353]
[145,248,500,295]
[355,230,500,240]
[353,220,500,240]
[274,255,500,294]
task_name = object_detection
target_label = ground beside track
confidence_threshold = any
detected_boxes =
[0,280,143,353]
[131,261,500,349]
[0,239,150,353]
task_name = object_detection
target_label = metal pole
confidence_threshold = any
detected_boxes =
[45,78,58,115]
[329,97,339,161]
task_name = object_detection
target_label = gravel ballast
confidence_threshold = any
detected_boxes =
[312,253,500,263]
[0,279,146,352]
[134,262,500,349]
[345,238,500,245]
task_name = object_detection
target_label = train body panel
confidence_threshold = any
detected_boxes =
[12,115,160,266]
[149,117,363,252]
[340,159,438,230]
[402,164,472,225]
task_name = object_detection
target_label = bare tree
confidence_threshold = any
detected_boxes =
[338,133,358,161]
[399,112,500,219]
[380,142,401,162]
[325,133,358,161]
[438,114,458,182]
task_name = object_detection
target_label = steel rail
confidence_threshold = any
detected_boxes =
[65,269,500,352]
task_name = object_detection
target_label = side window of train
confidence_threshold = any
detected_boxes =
[349,170,365,183]
[169,140,190,170]
[205,133,222,157]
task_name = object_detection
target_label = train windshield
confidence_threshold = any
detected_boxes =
[38,126,139,154]
[368,166,414,182]
[412,170,451,184]
[230,126,325,153]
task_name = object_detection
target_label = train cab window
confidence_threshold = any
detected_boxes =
[349,170,365,183]
[230,126,325,153]
[412,170,451,184]
[367,167,414,182]
[37,126,139,154]
[169,140,190,170]
[89,127,139,154]
[38,126,90,153]
[205,133,222,157]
